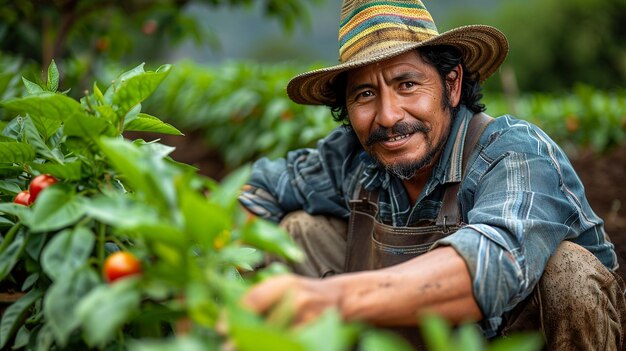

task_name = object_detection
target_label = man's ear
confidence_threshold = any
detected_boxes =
[447,64,463,108]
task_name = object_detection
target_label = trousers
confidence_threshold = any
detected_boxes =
[278,211,626,351]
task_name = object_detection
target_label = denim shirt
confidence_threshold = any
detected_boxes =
[239,106,618,336]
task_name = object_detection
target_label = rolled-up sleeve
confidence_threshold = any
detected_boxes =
[239,126,358,222]
[434,150,591,335]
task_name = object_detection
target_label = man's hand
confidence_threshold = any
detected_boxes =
[241,247,482,328]
[241,274,342,326]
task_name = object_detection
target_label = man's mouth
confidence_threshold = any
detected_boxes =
[385,134,411,142]
[366,121,430,147]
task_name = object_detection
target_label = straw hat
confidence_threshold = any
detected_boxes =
[287,0,509,106]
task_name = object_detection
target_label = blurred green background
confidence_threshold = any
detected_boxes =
[1,0,625,175]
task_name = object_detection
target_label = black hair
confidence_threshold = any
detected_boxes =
[325,45,486,124]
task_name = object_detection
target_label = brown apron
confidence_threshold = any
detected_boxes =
[344,113,493,272]
[342,113,493,348]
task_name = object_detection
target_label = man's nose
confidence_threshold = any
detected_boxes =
[375,89,404,128]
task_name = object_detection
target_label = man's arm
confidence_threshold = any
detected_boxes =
[239,127,358,222]
[242,246,482,326]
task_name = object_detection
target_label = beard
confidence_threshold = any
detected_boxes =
[365,117,452,180]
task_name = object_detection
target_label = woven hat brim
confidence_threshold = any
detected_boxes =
[286,25,508,106]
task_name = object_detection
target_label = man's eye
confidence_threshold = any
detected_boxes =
[401,82,416,89]
[358,90,374,99]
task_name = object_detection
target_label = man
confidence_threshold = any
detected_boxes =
[238,0,626,349]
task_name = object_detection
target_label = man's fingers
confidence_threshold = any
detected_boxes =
[265,292,296,328]
[241,274,296,314]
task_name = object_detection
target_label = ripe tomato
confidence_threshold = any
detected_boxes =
[13,190,31,206]
[28,174,57,203]
[103,251,142,283]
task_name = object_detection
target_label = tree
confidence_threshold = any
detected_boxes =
[0,0,323,92]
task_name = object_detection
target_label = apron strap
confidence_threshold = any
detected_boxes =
[435,112,494,229]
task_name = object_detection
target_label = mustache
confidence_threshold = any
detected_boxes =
[365,121,430,146]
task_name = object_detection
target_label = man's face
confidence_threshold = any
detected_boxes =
[345,50,461,179]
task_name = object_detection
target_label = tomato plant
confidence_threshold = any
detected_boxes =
[103,251,142,283]
[0,60,365,351]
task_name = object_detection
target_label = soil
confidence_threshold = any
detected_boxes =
[153,130,626,281]
[569,143,626,281]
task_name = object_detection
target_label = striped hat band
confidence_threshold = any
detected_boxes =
[338,1,439,63]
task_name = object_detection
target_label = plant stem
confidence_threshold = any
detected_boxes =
[98,221,106,267]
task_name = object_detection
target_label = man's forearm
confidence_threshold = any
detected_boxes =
[242,246,482,327]
[329,246,482,326]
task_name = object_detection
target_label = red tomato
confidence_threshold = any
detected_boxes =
[28,174,57,203]
[13,190,31,206]
[103,251,142,283]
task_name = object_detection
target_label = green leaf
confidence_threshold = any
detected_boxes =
[83,193,161,228]
[420,314,453,351]
[75,278,141,347]
[21,77,44,95]
[254,262,292,283]
[294,309,359,351]
[231,325,306,351]
[30,114,62,141]
[121,223,185,249]
[12,325,30,350]
[1,117,25,140]
[457,323,485,351]
[30,160,82,181]
[0,230,26,281]
[179,182,231,248]
[107,64,172,122]
[41,227,95,282]
[35,323,55,351]
[218,246,262,272]
[0,180,22,195]
[136,139,176,159]
[210,164,251,209]
[124,113,183,135]
[47,60,59,92]
[24,230,47,261]
[186,282,220,328]
[0,217,13,226]
[0,164,23,178]
[93,82,105,104]
[98,137,179,213]
[129,336,217,351]
[488,333,543,351]
[64,112,116,138]
[1,92,84,122]
[21,272,39,291]
[43,268,99,347]
[241,218,303,262]
[0,203,31,223]
[23,116,63,164]
[0,289,43,349]
[0,141,35,163]
[359,329,414,351]
[26,186,86,232]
